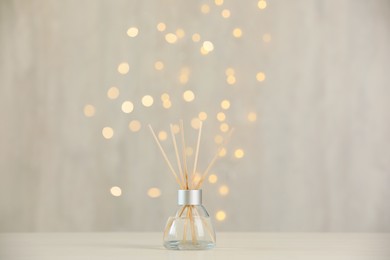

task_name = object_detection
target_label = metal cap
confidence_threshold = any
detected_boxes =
[178,189,202,205]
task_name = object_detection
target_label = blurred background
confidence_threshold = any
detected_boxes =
[0,0,389,232]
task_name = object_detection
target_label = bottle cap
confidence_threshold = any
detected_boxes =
[178,189,202,205]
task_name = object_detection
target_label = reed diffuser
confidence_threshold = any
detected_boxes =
[149,120,230,250]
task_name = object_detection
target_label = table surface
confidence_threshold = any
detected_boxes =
[1,232,389,260]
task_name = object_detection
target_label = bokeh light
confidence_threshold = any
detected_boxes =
[183,90,195,102]
[219,185,229,196]
[165,33,178,44]
[232,28,242,38]
[201,4,210,14]
[208,174,218,184]
[154,61,164,71]
[203,41,214,52]
[220,123,229,132]
[121,101,134,114]
[218,148,227,157]
[191,118,201,129]
[107,87,119,100]
[117,62,130,74]
[215,0,224,6]
[221,9,231,18]
[263,33,271,43]
[127,27,139,37]
[142,95,154,107]
[157,22,166,32]
[110,186,122,197]
[102,127,114,139]
[248,112,257,122]
[217,112,226,122]
[198,112,208,121]
[220,100,231,110]
[147,187,161,198]
[256,72,266,82]
[214,135,224,144]
[226,75,236,85]
[176,28,185,38]
[225,68,235,76]
[84,104,95,117]
[258,0,267,9]
[192,33,201,42]
[216,210,226,221]
[158,131,168,141]
[129,120,141,132]
[234,148,245,159]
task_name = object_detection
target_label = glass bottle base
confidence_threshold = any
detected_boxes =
[164,240,215,250]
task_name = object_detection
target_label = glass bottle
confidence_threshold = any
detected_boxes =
[163,189,216,250]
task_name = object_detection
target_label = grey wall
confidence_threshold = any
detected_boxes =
[0,0,389,232]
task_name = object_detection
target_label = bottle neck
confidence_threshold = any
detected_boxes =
[178,189,202,205]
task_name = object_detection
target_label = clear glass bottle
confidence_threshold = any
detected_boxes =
[163,189,216,250]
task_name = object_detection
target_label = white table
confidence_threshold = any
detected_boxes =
[1,232,389,260]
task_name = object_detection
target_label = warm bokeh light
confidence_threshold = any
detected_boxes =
[176,28,185,38]
[234,148,245,159]
[172,124,180,134]
[248,112,257,122]
[221,9,231,18]
[216,210,226,221]
[198,112,208,121]
[161,93,170,101]
[157,22,166,32]
[263,33,271,43]
[142,95,154,107]
[192,33,201,42]
[215,0,224,6]
[179,67,190,84]
[220,123,229,132]
[110,186,122,197]
[154,61,164,71]
[214,135,224,144]
[83,104,95,117]
[162,100,172,109]
[117,62,130,74]
[226,75,236,85]
[107,86,119,99]
[191,118,201,129]
[102,127,114,139]
[201,4,210,14]
[232,28,242,38]
[202,41,214,52]
[165,33,178,44]
[129,120,141,132]
[256,72,266,82]
[126,27,139,37]
[219,185,229,196]
[225,68,235,76]
[218,148,227,157]
[179,74,189,84]
[183,90,195,102]
[208,174,218,184]
[147,187,161,198]
[192,173,202,184]
[217,112,226,122]
[121,101,134,114]
[158,131,168,141]
[200,46,209,55]
[258,0,267,9]
[220,100,231,110]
